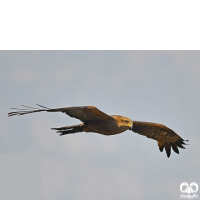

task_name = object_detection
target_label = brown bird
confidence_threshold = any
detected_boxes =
[8,104,188,158]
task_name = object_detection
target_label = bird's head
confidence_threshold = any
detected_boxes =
[112,115,133,130]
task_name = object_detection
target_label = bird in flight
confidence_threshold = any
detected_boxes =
[8,104,188,158]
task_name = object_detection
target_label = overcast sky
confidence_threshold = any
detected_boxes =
[0,51,200,200]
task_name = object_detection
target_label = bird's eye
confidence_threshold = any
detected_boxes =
[125,120,129,123]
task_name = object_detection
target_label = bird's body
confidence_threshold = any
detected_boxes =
[82,115,132,135]
[8,105,188,157]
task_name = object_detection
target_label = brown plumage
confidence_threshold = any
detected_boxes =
[8,104,188,158]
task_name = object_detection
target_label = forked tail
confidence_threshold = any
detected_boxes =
[51,124,84,136]
[8,104,51,117]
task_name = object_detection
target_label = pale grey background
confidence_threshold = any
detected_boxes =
[0,154,41,200]
[0,51,199,200]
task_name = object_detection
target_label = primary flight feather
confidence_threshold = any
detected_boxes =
[8,104,188,158]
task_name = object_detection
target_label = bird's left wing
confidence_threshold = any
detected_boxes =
[131,121,188,157]
[8,105,114,122]
[50,106,114,122]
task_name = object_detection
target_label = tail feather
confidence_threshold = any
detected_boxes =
[52,124,84,136]
[51,124,84,130]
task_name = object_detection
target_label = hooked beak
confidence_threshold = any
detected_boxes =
[129,122,133,130]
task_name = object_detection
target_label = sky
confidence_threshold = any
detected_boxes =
[0,51,200,200]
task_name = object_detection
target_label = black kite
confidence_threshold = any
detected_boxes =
[8,104,188,157]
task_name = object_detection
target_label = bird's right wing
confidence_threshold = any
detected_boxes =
[8,104,114,122]
[131,121,188,157]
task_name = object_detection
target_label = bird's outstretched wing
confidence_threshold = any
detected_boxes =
[131,121,188,157]
[8,104,114,122]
